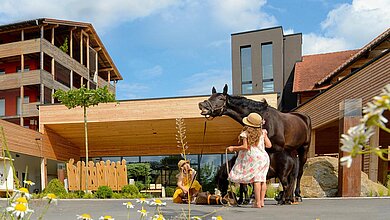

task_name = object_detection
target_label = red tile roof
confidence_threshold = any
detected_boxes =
[293,50,359,93]
[316,28,390,86]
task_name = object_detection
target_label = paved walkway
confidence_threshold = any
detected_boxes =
[2,197,390,219]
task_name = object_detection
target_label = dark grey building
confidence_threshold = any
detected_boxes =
[231,26,302,111]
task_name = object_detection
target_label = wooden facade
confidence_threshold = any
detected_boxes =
[39,94,278,157]
[0,18,122,129]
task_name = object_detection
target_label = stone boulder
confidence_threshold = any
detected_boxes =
[300,156,388,198]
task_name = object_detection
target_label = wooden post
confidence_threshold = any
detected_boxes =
[70,70,73,89]
[40,84,45,104]
[308,129,316,158]
[20,85,24,126]
[80,30,83,65]
[108,71,111,87]
[70,29,73,58]
[41,157,47,190]
[368,126,379,182]
[40,26,44,70]
[338,99,362,197]
[95,50,98,84]
[51,27,55,44]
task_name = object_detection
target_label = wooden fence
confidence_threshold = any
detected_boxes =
[66,159,128,191]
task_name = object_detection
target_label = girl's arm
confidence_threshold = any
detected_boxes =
[177,171,188,194]
[263,129,272,148]
[227,138,249,152]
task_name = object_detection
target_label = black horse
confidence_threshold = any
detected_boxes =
[199,85,311,203]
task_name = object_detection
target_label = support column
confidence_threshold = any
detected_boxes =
[70,29,73,58]
[40,84,44,104]
[80,31,83,65]
[308,129,316,158]
[70,70,73,89]
[368,126,380,182]
[20,85,24,126]
[108,71,111,87]
[41,157,47,190]
[338,99,362,197]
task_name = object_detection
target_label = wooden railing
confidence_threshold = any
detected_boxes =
[0,39,40,59]
[41,39,89,80]
[0,70,41,90]
[22,102,40,117]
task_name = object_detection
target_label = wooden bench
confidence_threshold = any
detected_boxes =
[140,184,165,197]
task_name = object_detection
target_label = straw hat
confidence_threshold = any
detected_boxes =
[242,113,263,128]
[178,160,189,169]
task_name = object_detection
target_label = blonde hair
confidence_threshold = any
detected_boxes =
[240,125,262,146]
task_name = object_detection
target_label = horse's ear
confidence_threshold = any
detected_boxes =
[261,98,268,106]
[223,84,228,95]
[212,87,217,94]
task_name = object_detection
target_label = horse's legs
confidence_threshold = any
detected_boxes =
[295,145,309,201]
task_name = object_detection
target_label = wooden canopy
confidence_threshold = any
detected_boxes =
[39,94,277,157]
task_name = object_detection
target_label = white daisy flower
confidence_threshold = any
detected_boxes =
[123,201,134,209]
[43,193,58,204]
[152,214,166,220]
[23,180,35,186]
[77,213,93,220]
[7,203,34,219]
[150,199,166,206]
[137,208,148,217]
[340,155,353,168]
[136,198,149,204]
[15,187,32,199]
[212,216,223,220]
[99,215,114,220]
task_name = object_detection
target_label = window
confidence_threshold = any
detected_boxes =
[241,46,252,94]
[16,65,30,73]
[0,69,5,75]
[0,99,5,116]
[16,96,29,115]
[261,43,274,93]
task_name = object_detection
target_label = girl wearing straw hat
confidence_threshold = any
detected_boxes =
[227,112,272,208]
[173,160,202,203]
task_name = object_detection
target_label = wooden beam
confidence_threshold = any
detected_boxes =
[20,85,24,126]
[70,29,73,58]
[108,71,111,86]
[40,26,44,70]
[51,27,55,45]
[93,47,102,51]
[99,68,113,72]
[21,29,24,41]
[70,70,73,89]
[95,50,98,84]
[41,157,47,190]
[80,30,83,65]
[368,126,379,182]
[40,84,45,104]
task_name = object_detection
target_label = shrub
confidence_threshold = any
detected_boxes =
[265,184,280,198]
[165,186,175,197]
[135,181,145,191]
[83,193,96,199]
[127,163,152,184]
[65,192,80,199]
[43,178,67,197]
[96,186,113,199]
[122,184,139,195]
[112,192,123,199]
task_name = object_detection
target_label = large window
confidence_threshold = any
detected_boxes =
[261,43,274,92]
[16,96,29,115]
[0,99,5,116]
[241,46,252,94]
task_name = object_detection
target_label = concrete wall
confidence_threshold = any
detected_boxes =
[231,27,302,110]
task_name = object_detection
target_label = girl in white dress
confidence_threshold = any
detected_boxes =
[228,113,272,208]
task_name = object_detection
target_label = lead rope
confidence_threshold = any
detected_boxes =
[225,148,238,207]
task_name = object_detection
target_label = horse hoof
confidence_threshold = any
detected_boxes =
[295,196,303,202]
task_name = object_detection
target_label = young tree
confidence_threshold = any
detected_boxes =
[53,86,116,191]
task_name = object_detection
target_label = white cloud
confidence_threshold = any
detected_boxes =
[140,65,163,79]
[0,0,178,31]
[115,82,149,100]
[210,0,277,31]
[303,33,349,55]
[284,28,294,35]
[303,0,390,54]
[180,69,232,96]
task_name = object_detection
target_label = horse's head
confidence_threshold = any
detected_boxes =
[198,84,228,119]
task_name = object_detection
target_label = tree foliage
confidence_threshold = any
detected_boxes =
[53,86,115,109]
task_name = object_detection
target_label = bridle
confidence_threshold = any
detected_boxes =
[204,96,227,119]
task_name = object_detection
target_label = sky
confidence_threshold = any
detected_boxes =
[0,0,389,100]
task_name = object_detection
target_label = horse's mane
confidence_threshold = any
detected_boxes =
[228,95,272,112]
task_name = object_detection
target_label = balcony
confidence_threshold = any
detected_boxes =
[0,39,40,59]
[0,70,41,90]
[22,102,40,117]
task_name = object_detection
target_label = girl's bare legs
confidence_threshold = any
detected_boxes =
[260,182,267,207]
[253,182,261,208]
